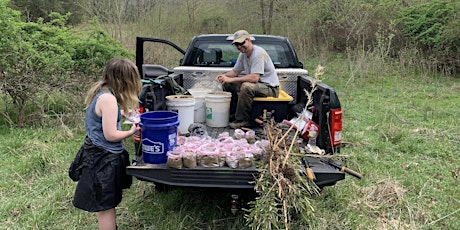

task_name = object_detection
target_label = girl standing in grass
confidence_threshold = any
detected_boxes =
[72,58,142,230]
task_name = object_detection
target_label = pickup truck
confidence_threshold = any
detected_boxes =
[127,34,360,192]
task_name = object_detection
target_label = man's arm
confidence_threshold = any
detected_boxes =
[221,69,239,78]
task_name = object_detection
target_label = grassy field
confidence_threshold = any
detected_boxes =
[0,59,459,229]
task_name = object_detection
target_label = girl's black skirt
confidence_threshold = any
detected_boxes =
[72,137,132,212]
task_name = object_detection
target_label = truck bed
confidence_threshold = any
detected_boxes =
[126,126,345,189]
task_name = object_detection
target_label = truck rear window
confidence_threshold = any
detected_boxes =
[183,40,295,68]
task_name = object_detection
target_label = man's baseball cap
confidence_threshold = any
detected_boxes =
[230,30,250,44]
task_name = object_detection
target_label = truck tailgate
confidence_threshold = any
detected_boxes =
[126,157,345,189]
[127,164,258,189]
[126,123,345,189]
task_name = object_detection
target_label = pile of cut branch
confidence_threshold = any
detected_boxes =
[245,65,326,230]
[245,120,319,230]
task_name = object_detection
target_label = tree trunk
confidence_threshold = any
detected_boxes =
[259,0,275,34]
[267,0,274,34]
[260,0,266,34]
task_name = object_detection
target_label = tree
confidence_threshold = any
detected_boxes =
[186,0,201,28]
[82,0,159,43]
[9,0,85,25]
[259,0,275,34]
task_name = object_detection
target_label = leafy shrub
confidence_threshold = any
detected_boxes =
[311,0,392,52]
[397,0,459,74]
[71,18,134,75]
[309,0,459,75]
[0,1,133,127]
[0,0,21,72]
[397,0,456,48]
[0,4,75,127]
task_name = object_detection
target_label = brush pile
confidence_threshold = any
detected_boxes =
[245,120,319,230]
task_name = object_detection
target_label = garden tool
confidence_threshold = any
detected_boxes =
[327,160,362,179]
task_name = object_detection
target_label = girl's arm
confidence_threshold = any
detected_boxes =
[96,93,140,142]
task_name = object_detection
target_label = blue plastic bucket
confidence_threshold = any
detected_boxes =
[140,111,179,164]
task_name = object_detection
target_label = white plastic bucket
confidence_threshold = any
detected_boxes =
[166,95,195,134]
[188,88,211,123]
[205,92,232,127]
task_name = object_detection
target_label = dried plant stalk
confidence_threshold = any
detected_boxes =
[245,121,318,230]
[245,65,327,230]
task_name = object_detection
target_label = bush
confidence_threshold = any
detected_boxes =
[71,18,134,75]
[397,0,456,48]
[0,2,75,127]
[311,0,391,52]
[0,1,133,127]
[309,0,459,75]
[397,0,459,74]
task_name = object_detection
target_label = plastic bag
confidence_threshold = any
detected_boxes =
[245,130,256,144]
[198,144,219,167]
[182,150,197,168]
[233,129,245,139]
[226,152,239,169]
[218,151,227,167]
[238,153,254,169]
[166,152,183,169]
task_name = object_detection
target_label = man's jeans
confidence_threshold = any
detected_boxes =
[222,82,279,122]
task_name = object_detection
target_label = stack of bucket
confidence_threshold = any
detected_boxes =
[167,89,232,128]
[166,95,195,134]
[188,88,211,123]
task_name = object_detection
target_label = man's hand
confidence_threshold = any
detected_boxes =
[216,74,231,84]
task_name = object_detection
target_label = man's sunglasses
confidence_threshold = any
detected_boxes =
[233,40,246,47]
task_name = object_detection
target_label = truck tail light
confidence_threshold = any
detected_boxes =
[138,105,145,114]
[330,108,342,147]
[134,106,145,144]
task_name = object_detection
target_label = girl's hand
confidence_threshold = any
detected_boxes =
[121,109,130,118]
[130,122,141,135]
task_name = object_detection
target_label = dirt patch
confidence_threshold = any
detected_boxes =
[350,181,420,229]
[364,181,405,207]
[410,128,436,135]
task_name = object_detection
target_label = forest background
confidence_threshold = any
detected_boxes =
[0,0,459,229]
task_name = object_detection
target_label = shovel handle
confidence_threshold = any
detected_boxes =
[306,168,316,181]
[340,166,362,179]
[304,158,316,181]
[327,160,363,180]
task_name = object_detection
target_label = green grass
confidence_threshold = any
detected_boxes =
[1,61,459,229]
[308,60,460,229]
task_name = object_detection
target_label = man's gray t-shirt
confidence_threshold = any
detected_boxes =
[234,45,279,87]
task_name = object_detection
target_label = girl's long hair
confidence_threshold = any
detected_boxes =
[85,58,142,113]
